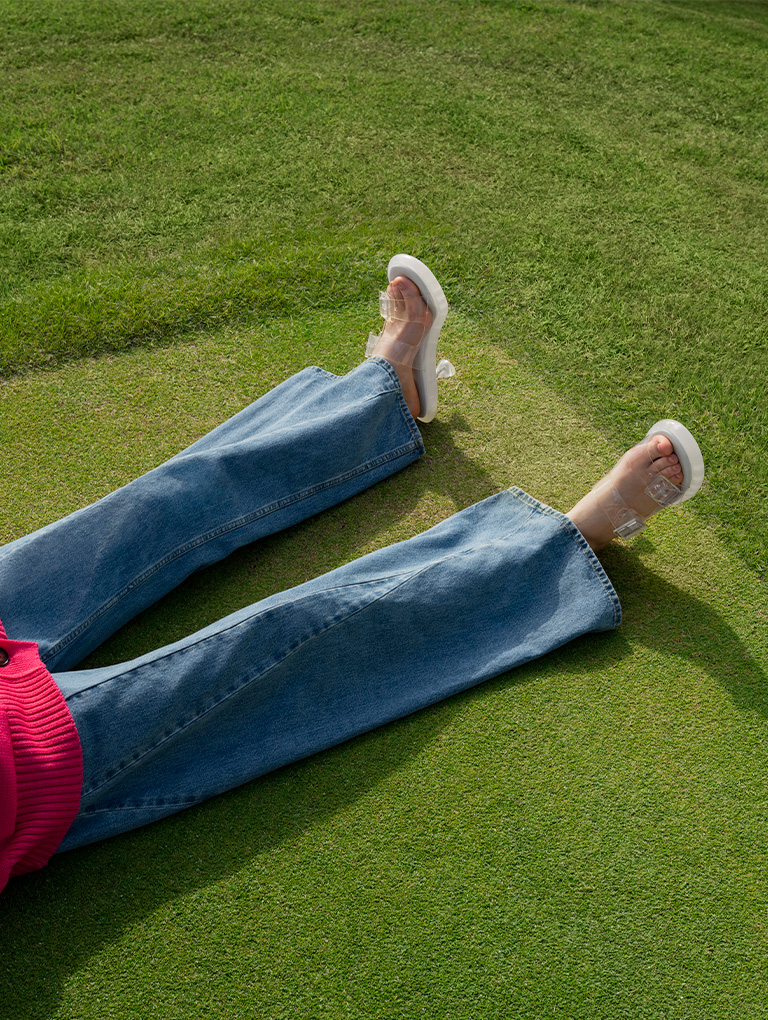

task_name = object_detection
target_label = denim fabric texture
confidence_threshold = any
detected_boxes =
[0,360,621,852]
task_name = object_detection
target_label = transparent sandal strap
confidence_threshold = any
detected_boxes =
[604,459,683,539]
[645,474,681,507]
[378,291,428,324]
[366,290,455,377]
[366,290,428,361]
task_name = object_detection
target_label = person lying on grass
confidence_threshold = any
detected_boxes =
[0,255,704,894]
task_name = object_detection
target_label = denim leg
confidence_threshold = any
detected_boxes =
[0,360,423,671]
[56,487,621,853]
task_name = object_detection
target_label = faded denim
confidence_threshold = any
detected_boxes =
[0,360,621,852]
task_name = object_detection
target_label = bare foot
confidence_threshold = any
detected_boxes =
[567,434,684,551]
[368,276,432,418]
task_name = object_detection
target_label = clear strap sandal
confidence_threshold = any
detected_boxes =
[599,419,705,539]
[366,255,454,423]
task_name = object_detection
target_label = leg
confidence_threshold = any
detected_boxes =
[0,360,424,671]
[57,420,705,853]
[57,487,620,853]
[0,254,460,887]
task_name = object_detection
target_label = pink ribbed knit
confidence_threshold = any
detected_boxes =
[0,620,83,893]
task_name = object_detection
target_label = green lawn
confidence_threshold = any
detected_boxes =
[1,2,767,1018]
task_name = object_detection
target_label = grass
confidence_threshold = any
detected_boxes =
[2,320,767,1020]
[1,2,767,1018]
[2,0,767,569]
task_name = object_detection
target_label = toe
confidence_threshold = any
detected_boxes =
[649,434,674,460]
[390,275,420,298]
[654,454,683,483]
[390,276,429,323]
[653,453,680,472]
[385,280,406,319]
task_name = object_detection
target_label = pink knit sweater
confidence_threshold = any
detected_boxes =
[0,619,83,893]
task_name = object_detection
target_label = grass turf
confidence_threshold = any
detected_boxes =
[1,2,767,1018]
[2,0,767,571]
[2,318,767,1020]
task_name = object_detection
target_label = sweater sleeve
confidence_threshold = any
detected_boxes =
[0,621,83,894]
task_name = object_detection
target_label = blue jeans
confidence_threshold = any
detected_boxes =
[0,360,621,852]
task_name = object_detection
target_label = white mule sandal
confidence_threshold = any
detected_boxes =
[366,254,454,423]
[607,419,706,539]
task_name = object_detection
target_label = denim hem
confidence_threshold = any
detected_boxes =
[363,356,425,448]
[505,486,623,628]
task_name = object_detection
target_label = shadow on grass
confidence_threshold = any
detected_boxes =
[1,697,463,1020]
[2,419,764,1020]
[601,542,768,717]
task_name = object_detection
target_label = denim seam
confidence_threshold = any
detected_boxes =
[75,509,614,806]
[76,566,427,803]
[47,438,424,661]
[76,513,581,803]
[67,565,434,702]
